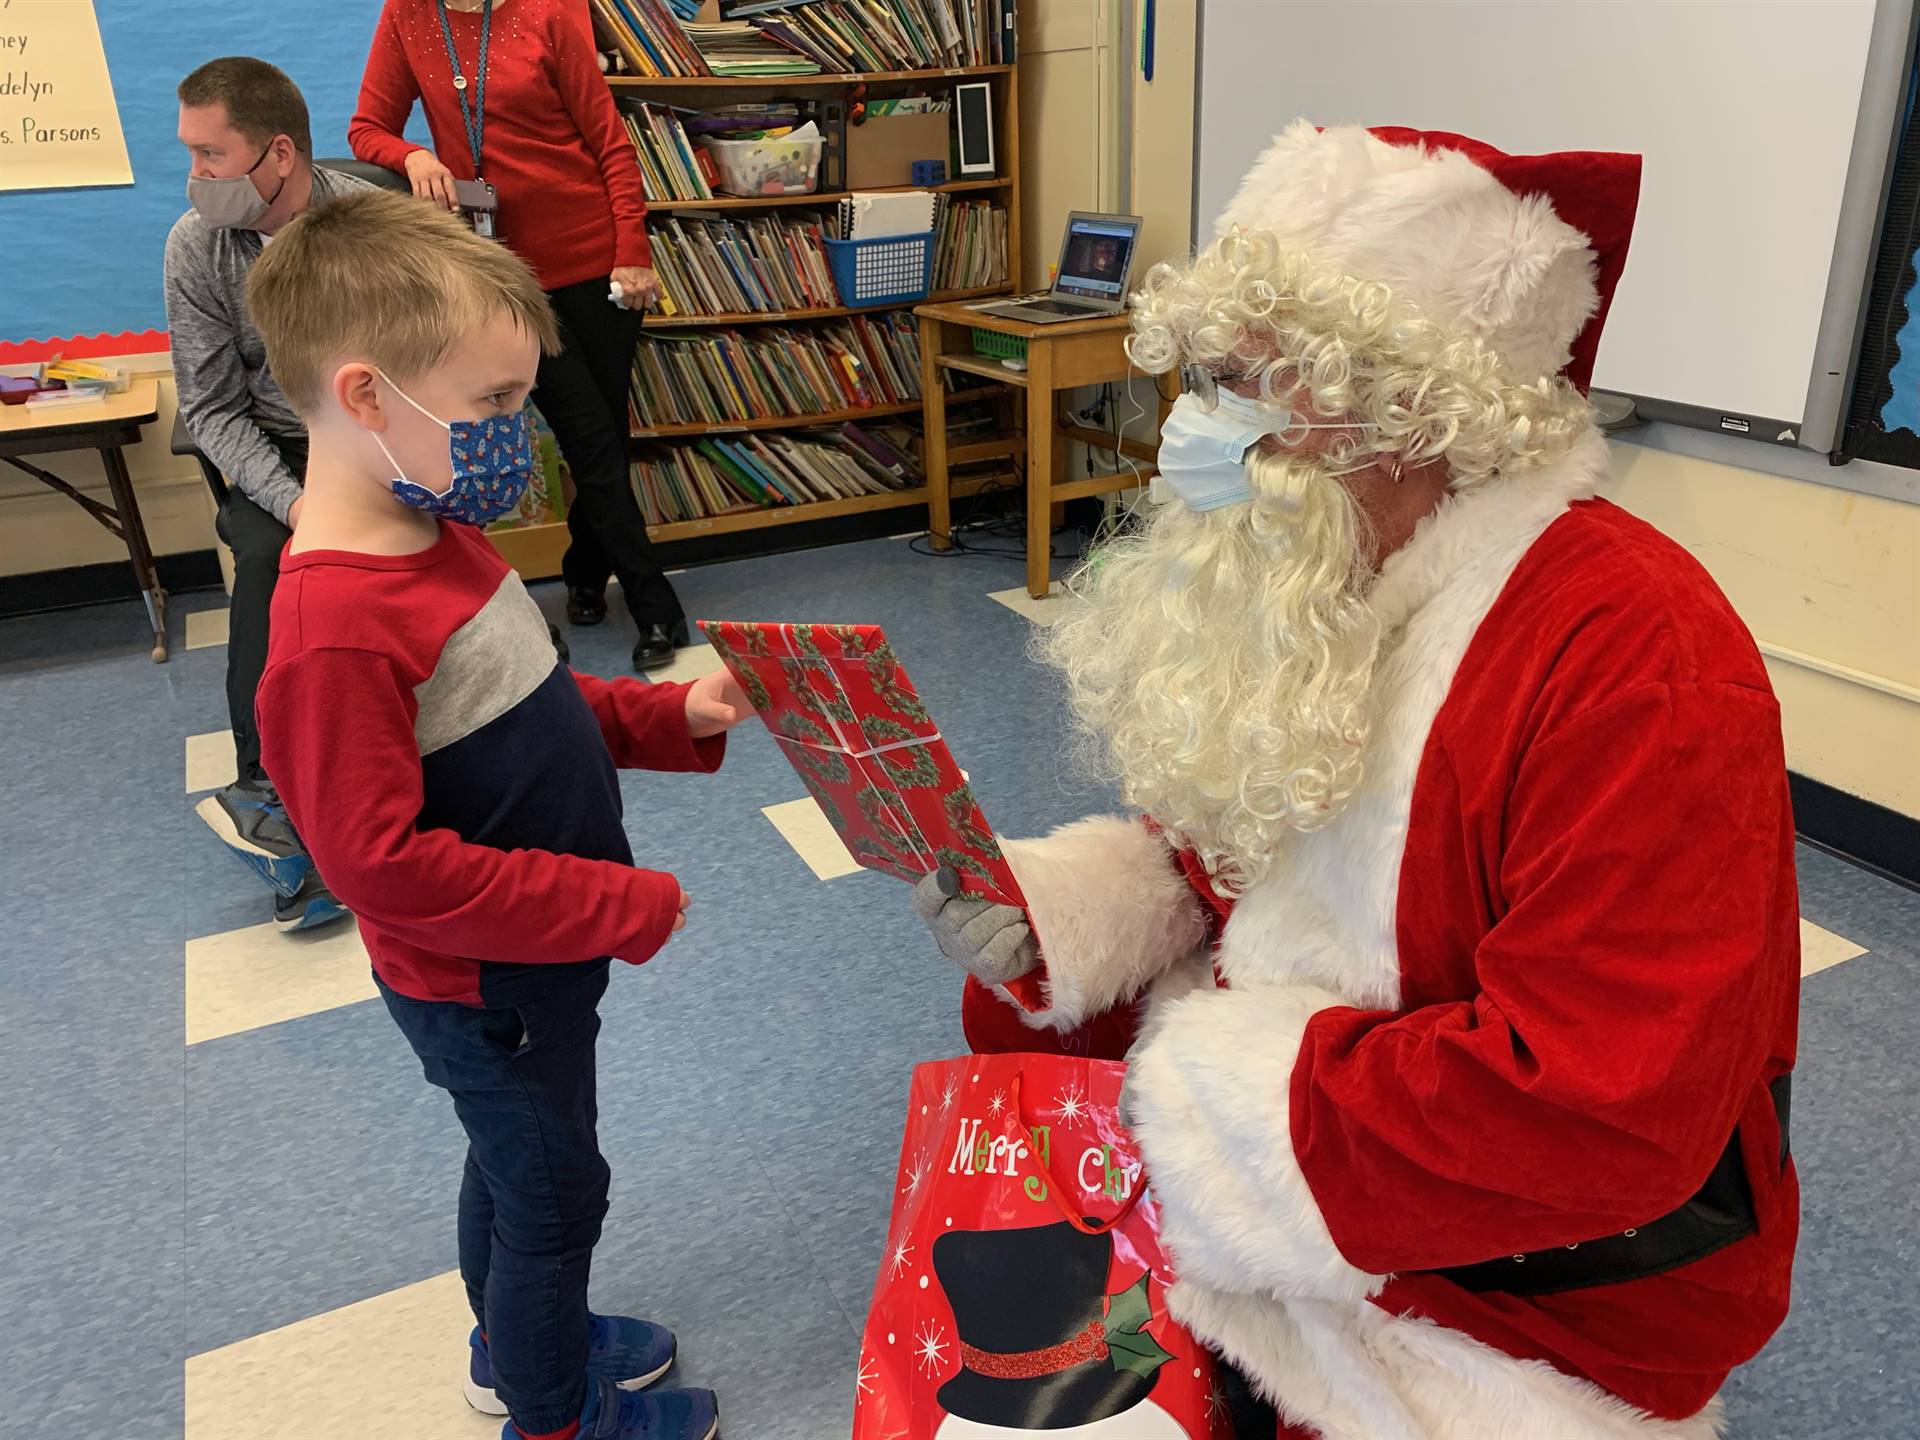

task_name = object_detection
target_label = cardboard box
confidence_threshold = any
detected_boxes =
[845,112,951,190]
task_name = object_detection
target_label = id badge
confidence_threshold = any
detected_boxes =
[452,176,499,240]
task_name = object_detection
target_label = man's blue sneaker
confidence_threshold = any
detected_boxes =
[272,871,351,933]
[496,1375,718,1440]
[194,779,310,898]
[465,1313,679,1417]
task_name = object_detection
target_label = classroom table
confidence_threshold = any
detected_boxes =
[913,300,1173,598]
[0,379,169,660]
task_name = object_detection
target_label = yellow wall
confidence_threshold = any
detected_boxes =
[0,358,217,580]
[1605,443,1920,816]
[1017,0,1125,291]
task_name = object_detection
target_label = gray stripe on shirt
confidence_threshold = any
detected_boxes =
[414,571,560,758]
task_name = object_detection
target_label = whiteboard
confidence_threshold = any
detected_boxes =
[1194,0,1880,429]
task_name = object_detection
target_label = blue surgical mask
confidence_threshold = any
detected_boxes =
[371,371,534,527]
[1151,387,1374,512]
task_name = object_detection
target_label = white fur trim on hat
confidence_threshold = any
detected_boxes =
[1216,121,1600,382]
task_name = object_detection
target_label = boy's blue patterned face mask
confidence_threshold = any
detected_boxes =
[371,370,534,527]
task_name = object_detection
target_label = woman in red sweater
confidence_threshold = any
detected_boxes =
[350,0,687,672]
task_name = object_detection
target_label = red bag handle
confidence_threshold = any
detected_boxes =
[1006,1071,1147,1236]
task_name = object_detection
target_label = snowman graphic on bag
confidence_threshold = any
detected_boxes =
[930,1222,1188,1438]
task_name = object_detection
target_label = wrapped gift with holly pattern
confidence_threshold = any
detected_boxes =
[699,620,1046,1012]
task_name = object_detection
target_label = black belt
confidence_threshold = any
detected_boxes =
[1431,1073,1791,1297]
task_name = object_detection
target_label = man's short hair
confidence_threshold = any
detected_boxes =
[246,189,559,417]
[178,57,313,158]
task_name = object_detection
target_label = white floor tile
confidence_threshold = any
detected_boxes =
[185,730,238,793]
[186,918,375,1045]
[651,642,721,687]
[185,1269,491,1439]
[185,608,231,650]
[1800,917,1868,978]
[764,797,861,880]
[987,584,1071,625]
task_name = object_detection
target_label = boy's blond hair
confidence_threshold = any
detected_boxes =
[246,188,558,416]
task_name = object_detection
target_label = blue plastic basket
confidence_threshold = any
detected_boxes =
[823,231,934,308]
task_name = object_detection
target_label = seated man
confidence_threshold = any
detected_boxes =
[167,57,368,930]
[917,124,1799,1438]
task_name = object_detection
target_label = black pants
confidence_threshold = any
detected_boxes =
[214,447,302,786]
[534,277,684,634]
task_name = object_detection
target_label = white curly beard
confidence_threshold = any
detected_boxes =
[1039,447,1382,897]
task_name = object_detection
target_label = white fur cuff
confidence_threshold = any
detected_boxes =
[1129,983,1383,1304]
[1001,816,1209,1030]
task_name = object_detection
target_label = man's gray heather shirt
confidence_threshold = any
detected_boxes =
[162,166,371,523]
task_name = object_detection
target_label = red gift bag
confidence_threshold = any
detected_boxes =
[853,1053,1231,1439]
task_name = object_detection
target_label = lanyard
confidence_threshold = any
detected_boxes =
[434,0,491,174]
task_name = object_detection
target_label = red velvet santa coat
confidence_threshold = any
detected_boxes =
[964,431,1799,1438]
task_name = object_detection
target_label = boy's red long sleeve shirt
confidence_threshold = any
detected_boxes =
[257,521,722,1007]
[348,0,651,289]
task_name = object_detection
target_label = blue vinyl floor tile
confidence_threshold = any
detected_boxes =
[1,538,1916,1437]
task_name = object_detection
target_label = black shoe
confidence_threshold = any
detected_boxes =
[568,587,609,626]
[633,623,678,672]
[548,622,571,666]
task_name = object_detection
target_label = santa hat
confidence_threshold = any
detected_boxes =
[1214,122,1641,393]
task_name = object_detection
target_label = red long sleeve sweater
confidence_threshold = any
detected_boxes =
[349,0,651,290]
[257,522,722,1007]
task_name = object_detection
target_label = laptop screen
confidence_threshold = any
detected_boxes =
[1054,217,1139,303]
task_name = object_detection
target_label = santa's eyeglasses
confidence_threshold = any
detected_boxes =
[1179,362,1376,448]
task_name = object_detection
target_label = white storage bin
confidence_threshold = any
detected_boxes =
[699,135,824,197]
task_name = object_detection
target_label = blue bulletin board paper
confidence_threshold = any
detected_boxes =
[0,0,430,353]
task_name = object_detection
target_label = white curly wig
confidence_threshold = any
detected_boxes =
[1039,125,1611,893]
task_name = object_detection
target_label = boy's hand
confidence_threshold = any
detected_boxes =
[672,885,691,934]
[685,669,751,739]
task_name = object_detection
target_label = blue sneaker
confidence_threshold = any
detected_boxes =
[194,779,310,898]
[272,871,351,933]
[496,1375,718,1440]
[465,1313,679,1418]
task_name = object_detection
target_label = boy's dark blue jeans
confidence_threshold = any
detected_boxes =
[376,962,612,1434]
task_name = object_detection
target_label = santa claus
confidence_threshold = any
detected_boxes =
[913,123,1799,1439]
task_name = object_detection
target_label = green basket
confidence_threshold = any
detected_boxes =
[969,327,1028,361]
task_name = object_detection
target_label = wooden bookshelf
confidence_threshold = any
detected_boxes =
[642,283,1013,329]
[607,66,1013,92]
[630,399,922,441]
[495,11,1024,582]
[644,177,1009,213]
[487,473,1012,577]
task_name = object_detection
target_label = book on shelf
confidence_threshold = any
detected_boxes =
[931,196,1008,290]
[684,19,823,74]
[765,0,1012,71]
[597,0,1016,79]
[590,0,710,77]
[648,213,847,316]
[631,426,920,526]
[622,103,716,201]
[628,312,923,428]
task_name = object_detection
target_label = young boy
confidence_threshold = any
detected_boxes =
[247,188,741,1440]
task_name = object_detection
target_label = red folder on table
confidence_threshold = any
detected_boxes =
[699,619,1046,1011]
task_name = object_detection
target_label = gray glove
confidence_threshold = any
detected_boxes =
[912,866,1040,986]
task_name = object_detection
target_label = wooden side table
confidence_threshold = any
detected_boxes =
[0,379,170,659]
[913,301,1172,599]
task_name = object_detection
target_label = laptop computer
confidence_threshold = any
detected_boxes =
[975,211,1144,324]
